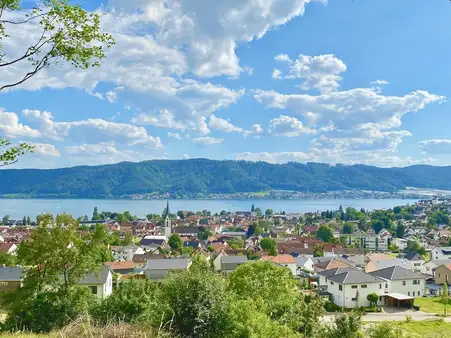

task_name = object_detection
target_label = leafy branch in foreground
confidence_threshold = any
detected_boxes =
[0,137,34,167]
[0,0,114,91]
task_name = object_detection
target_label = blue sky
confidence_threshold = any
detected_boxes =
[1,0,451,168]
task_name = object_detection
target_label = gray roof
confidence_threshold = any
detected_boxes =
[373,258,409,271]
[311,257,334,265]
[318,267,357,278]
[328,270,383,285]
[405,252,423,261]
[221,256,248,264]
[369,266,425,281]
[79,266,112,285]
[345,255,365,266]
[295,255,312,266]
[143,258,191,270]
[428,259,451,267]
[0,267,24,281]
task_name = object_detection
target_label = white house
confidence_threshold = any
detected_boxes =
[80,266,113,299]
[393,238,408,251]
[262,255,297,276]
[318,267,385,308]
[141,258,191,281]
[0,243,18,255]
[404,252,425,272]
[369,266,426,300]
[431,247,451,261]
[422,259,451,276]
[295,255,314,274]
[111,246,145,261]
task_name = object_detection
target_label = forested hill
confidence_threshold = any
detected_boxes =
[0,159,451,198]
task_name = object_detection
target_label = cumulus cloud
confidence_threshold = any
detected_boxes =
[244,124,264,137]
[273,54,347,92]
[418,139,451,155]
[21,109,163,148]
[193,136,224,145]
[268,115,316,136]
[370,79,389,86]
[208,115,244,133]
[0,109,41,138]
[168,132,182,140]
[28,142,60,157]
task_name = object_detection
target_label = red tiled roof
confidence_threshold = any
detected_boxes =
[105,261,140,270]
[261,254,296,264]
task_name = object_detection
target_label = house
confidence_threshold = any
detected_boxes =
[172,227,202,237]
[369,266,426,299]
[319,267,385,308]
[0,243,18,255]
[295,255,314,274]
[434,264,451,284]
[405,252,425,272]
[105,261,142,274]
[261,255,296,275]
[111,246,145,261]
[0,267,23,293]
[431,247,451,260]
[212,250,228,272]
[80,266,113,299]
[132,253,167,264]
[141,258,191,281]
[220,256,247,275]
[393,238,408,251]
[313,257,354,273]
[140,236,166,247]
[365,258,410,273]
[422,259,451,276]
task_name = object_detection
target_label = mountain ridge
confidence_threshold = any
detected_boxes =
[1,159,450,198]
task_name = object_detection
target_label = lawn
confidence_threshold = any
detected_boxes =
[388,320,451,337]
[415,297,451,315]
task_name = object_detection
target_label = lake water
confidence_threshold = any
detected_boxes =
[0,198,418,219]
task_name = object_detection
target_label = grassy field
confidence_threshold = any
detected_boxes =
[388,320,451,337]
[415,297,451,315]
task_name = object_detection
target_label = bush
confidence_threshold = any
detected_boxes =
[325,301,341,312]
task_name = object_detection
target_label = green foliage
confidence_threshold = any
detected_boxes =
[442,282,449,316]
[93,279,156,324]
[396,223,406,238]
[92,207,101,221]
[343,222,356,234]
[367,293,379,306]
[0,0,114,91]
[0,137,34,167]
[0,251,16,266]
[313,244,324,257]
[324,301,341,312]
[321,312,363,338]
[429,210,450,225]
[316,225,334,242]
[366,323,405,338]
[405,238,426,255]
[260,237,276,251]
[197,228,213,240]
[168,233,182,250]
[265,208,273,216]
[227,237,244,249]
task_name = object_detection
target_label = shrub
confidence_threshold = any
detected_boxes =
[325,301,341,312]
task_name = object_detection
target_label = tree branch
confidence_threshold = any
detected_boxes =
[0,11,48,25]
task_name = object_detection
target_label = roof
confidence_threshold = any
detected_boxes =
[140,238,165,246]
[132,253,166,263]
[369,266,426,281]
[372,259,409,271]
[384,293,414,300]
[436,247,451,254]
[173,227,201,234]
[105,261,140,270]
[405,252,423,261]
[328,270,383,285]
[295,255,312,266]
[221,256,248,264]
[0,243,15,253]
[143,258,191,270]
[437,264,451,271]
[0,267,24,281]
[261,255,295,264]
[80,266,112,285]
[427,259,451,267]
[318,267,357,278]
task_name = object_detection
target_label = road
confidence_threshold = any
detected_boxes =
[323,310,451,322]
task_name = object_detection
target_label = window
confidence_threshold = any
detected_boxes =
[413,280,420,285]
[361,285,367,288]
[351,285,358,289]
[379,284,382,289]
[351,297,356,301]
[330,281,334,285]
[385,283,388,288]
[408,292,410,296]
[339,285,343,291]
[402,281,406,286]
[89,286,98,295]
[418,291,420,296]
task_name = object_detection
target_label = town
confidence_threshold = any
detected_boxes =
[1,199,451,315]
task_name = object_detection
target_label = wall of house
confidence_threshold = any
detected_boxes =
[279,263,296,276]
[147,269,170,281]
[432,249,451,261]
[104,272,113,297]
[434,266,451,284]
[0,281,21,293]
[328,281,383,308]
[389,279,425,298]
[213,253,224,272]
[408,260,425,272]
[422,261,437,276]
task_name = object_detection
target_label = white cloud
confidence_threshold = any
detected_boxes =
[193,136,224,145]
[273,54,347,92]
[244,124,264,137]
[254,88,445,131]
[209,115,243,133]
[418,139,451,155]
[28,143,60,157]
[168,132,182,140]
[268,115,316,136]
[0,109,41,138]
[21,109,163,148]
[183,153,190,159]
[370,79,389,86]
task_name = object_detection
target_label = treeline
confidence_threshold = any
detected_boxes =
[1,159,451,198]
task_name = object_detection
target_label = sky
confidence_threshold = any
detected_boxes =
[1,0,451,169]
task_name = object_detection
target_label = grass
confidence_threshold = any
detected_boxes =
[389,320,451,337]
[415,297,451,315]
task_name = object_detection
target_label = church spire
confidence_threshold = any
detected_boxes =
[165,200,170,218]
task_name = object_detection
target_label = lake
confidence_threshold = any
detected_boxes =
[0,198,418,219]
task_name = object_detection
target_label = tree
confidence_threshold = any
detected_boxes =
[268,245,278,256]
[367,293,378,307]
[265,208,273,216]
[313,244,324,257]
[366,323,404,338]
[342,223,355,234]
[26,216,31,225]
[396,223,405,238]
[254,207,262,217]
[442,282,449,316]
[227,238,244,249]
[260,238,276,251]
[0,251,17,266]
[2,215,9,224]
[168,233,182,250]
[92,207,101,221]
[393,206,402,214]
[405,238,425,255]
[322,312,362,338]
[316,225,334,243]
[371,220,384,234]
[0,0,114,91]
[122,231,134,246]
[251,204,255,212]
[197,228,213,240]
[0,138,34,167]
[22,216,26,225]
[177,210,185,219]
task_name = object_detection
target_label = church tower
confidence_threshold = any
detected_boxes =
[164,200,172,238]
